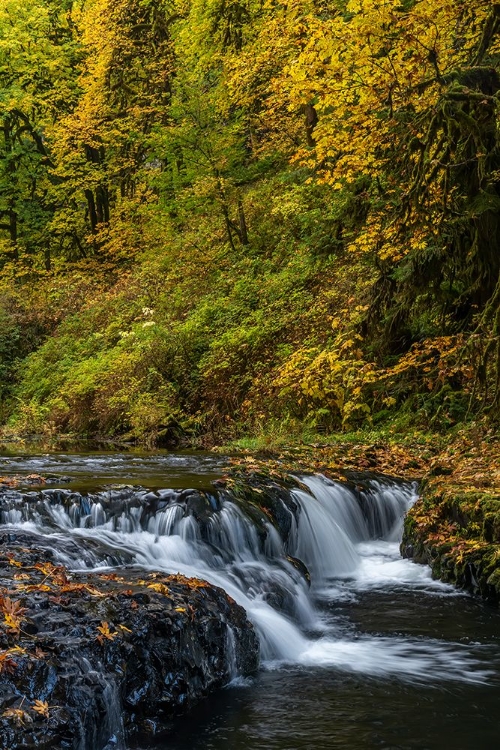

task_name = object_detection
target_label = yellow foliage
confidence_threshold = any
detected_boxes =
[275,334,379,428]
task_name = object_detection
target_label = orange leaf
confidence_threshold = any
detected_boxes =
[32,700,50,718]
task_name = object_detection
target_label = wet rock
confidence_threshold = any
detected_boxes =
[225,472,301,544]
[0,474,72,488]
[0,531,259,750]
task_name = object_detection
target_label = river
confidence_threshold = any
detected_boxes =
[1,448,499,750]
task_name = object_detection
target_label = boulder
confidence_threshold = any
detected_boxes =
[0,531,259,749]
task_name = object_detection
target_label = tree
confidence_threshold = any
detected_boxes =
[52,0,178,256]
[0,0,79,269]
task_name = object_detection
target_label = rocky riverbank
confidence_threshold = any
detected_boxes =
[400,430,500,603]
[0,530,259,749]
[401,480,500,603]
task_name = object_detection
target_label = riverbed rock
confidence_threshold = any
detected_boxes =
[0,531,259,749]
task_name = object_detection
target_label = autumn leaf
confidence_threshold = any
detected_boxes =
[32,700,50,719]
[2,707,32,726]
[0,650,17,675]
[96,621,118,643]
[26,474,46,483]
[0,596,27,633]
[33,562,57,577]
[51,569,70,587]
[83,585,107,598]
[147,582,170,596]
[167,574,208,589]
[17,584,52,594]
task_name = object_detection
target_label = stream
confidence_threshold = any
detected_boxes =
[1,449,499,749]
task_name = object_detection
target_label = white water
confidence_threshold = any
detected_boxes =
[0,475,490,684]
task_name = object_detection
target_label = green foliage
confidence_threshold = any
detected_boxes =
[0,305,20,403]
[0,0,499,443]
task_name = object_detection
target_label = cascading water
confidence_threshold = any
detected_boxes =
[0,468,491,683]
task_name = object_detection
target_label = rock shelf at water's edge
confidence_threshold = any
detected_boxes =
[0,531,259,749]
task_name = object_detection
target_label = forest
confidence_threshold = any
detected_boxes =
[0,0,499,448]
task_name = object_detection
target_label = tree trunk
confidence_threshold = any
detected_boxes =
[238,199,249,245]
[85,189,98,232]
[304,103,318,147]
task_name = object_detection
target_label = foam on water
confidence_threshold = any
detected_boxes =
[352,539,458,592]
[296,637,491,684]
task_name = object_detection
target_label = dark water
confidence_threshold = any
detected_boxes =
[1,449,499,750]
[135,592,500,750]
[143,670,499,750]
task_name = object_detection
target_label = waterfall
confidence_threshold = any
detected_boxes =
[0,473,488,682]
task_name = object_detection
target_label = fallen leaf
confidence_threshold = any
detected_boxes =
[32,700,50,718]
